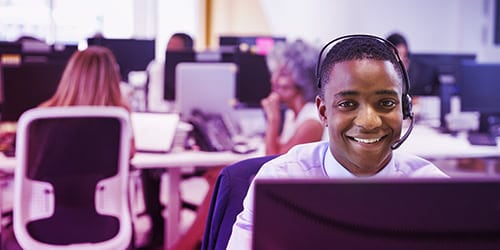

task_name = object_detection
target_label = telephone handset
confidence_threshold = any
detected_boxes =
[188,109,234,152]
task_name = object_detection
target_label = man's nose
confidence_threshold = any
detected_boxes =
[354,105,382,130]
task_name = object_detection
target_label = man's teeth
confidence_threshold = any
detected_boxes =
[353,137,381,144]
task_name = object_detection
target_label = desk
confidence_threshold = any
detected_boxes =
[400,125,500,159]
[130,150,262,249]
[399,125,500,174]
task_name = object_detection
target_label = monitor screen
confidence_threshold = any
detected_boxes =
[459,61,500,114]
[1,41,77,65]
[87,38,155,81]
[163,51,271,107]
[253,178,500,250]
[163,51,196,101]
[233,52,271,107]
[21,44,78,64]
[457,61,500,132]
[0,41,22,55]
[409,53,476,96]
[1,62,65,121]
[48,44,78,64]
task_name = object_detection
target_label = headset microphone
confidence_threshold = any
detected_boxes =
[391,115,414,150]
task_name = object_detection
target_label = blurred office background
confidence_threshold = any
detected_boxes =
[0,0,499,61]
[2,0,500,247]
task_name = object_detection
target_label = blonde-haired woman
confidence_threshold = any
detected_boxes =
[40,46,129,109]
[39,45,135,157]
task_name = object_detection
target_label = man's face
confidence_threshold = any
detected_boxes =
[316,59,403,176]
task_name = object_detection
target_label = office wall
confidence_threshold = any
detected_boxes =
[210,0,272,48]
[211,0,495,55]
[154,0,200,59]
[259,0,485,53]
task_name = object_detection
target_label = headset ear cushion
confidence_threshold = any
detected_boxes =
[402,94,413,119]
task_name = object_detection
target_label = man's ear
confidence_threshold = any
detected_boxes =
[316,95,328,127]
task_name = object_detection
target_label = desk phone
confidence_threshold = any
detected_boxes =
[188,109,235,152]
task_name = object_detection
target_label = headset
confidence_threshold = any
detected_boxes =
[315,34,414,149]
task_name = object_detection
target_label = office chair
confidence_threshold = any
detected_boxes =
[201,155,278,250]
[13,106,133,250]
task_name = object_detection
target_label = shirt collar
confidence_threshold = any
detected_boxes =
[323,145,397,178]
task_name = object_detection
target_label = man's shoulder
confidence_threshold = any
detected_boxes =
[260,141,329,177]
[394,151,449,177]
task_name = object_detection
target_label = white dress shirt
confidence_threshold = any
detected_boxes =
[227,141,449,250]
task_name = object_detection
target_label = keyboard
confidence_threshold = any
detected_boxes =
[467,133,497,146]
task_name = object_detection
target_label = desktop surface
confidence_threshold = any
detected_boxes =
[253,178,500,250]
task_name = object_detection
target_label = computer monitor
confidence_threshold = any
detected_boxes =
[0,41,22,65]
[163,51,196,101]
[48,44,78,64]
[233,52,271,107]
[253,178,500,250]
[163,50,271,107]
[20,44,77,64]
[219,35,286,55]
[457,61,500,133]
[0,41,22,55]
[87,38,155,81]
[1,41,77,65]
[409,53,476,96]
[1,62,66,121]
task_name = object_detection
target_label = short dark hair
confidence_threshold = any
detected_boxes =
[171,32,194,49]
[319,36,403,95]
[386,33,408,48]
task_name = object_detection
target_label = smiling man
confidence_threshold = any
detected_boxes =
[226,35,448,250]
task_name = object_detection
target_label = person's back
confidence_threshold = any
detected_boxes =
[2,45,135,250]
[39,45,135,158]
[39,46,130,109]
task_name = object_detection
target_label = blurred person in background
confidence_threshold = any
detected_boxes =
[261,39,325,155]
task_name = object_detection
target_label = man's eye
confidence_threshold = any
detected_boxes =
[338,101,356,108]
[380,100,396,108]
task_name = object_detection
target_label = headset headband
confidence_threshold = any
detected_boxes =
[315,34,413,120]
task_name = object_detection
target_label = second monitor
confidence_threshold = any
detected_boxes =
[253,178,500,250]
[458,61,500,134]
[87,38,155,82]
[163,50,271,108]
